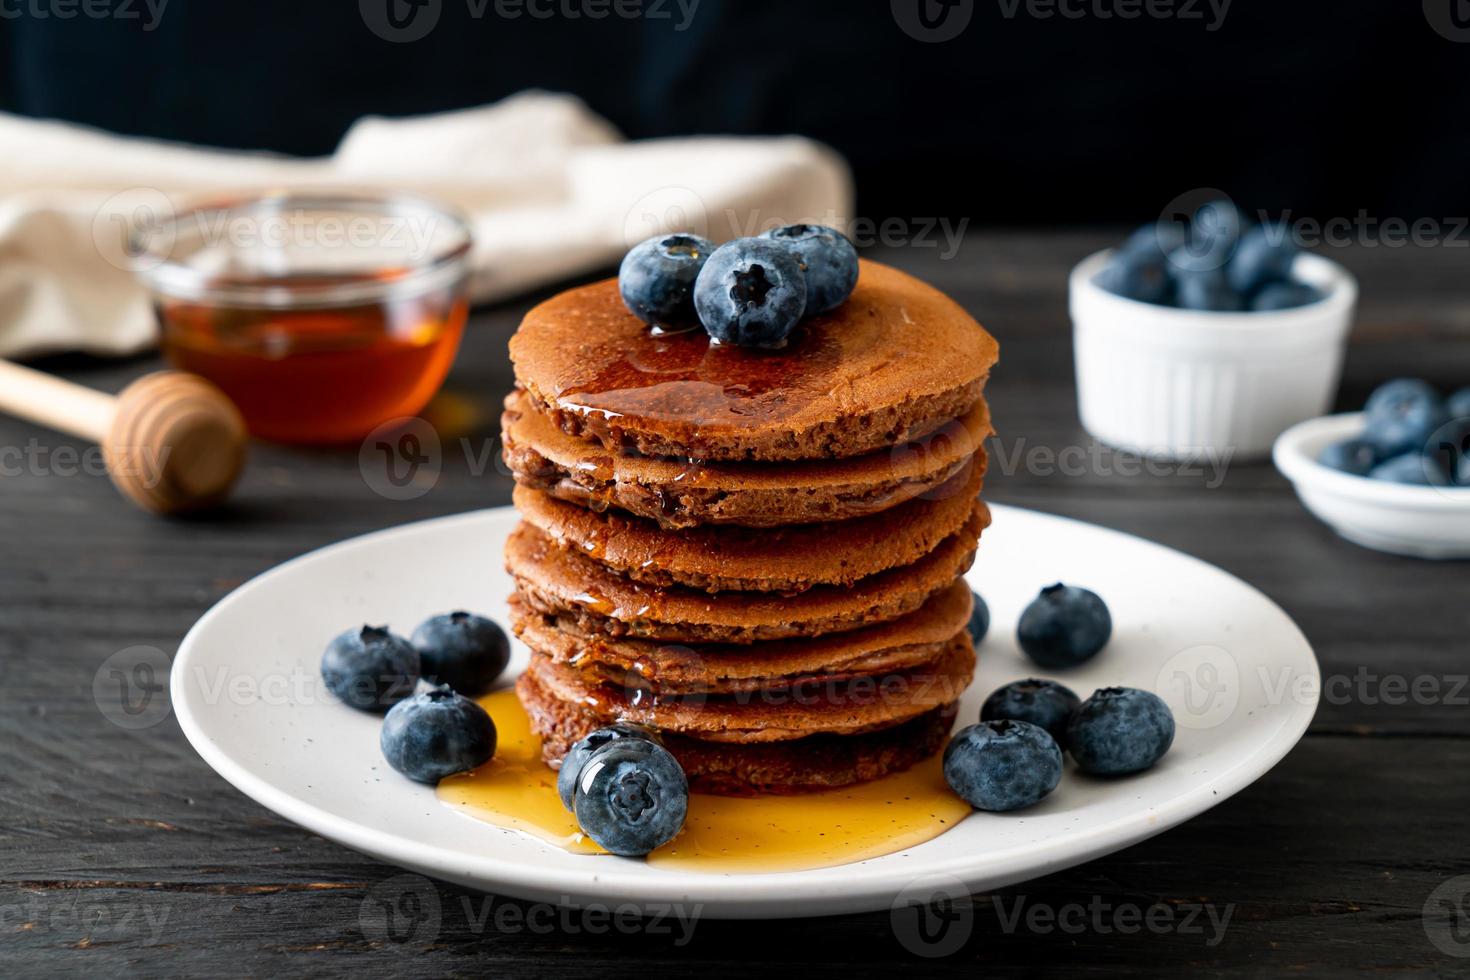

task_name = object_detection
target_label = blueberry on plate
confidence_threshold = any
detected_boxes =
[1095,250,1171,305]
[1447,386,1470,421]
[1067,687,1175,776]
[411,611,510,697]
[573,738,688,856]
[380,684,496,784]
[1017,583,1112,670]
[1251,281,1323,311]
[619,233,716,325]
[942,720,1063,812]
[321,625,420,712]
[980,678,1081,749]
[693,238,808,348]
[1318,438,1379,477]
[557,723,663,812]
[967,589,991,644]
[763,224,859,314]
[1226,225,1298,295]
[1368,452,1451,487]
[1363,378,1448,458]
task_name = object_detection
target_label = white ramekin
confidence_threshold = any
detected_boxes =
[1069,249,1358,460]
[1273,412,1470,559]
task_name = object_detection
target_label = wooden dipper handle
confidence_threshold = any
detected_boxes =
[0,362,247,514]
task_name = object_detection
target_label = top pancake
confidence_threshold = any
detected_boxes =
[509,259,999,462]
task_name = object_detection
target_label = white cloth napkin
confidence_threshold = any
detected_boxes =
[0,91,852,359]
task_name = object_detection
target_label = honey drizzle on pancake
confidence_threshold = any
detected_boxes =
[438,690,972,874]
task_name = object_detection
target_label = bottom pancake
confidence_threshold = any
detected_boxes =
[518,667,960,795]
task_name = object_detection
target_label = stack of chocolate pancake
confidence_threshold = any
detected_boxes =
[503,260,999,795]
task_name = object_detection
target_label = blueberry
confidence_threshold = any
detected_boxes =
[762,224,858,314]
[693,238,807,348]
[1067,687,1175,776]
[1318,438,1379,477]
[411,611,510,697]
[321,625,419,712]
[942,720,1063,812]
[1252,281,1323,311]
[556,723,663,812]
[380,684,496,784]
[1192,199,1243,254]
[1363,379,1448,457]
[1017,584,1112,670]
[1447,387,1470,421]
[573,739,688,856]
[1424,417,1470,484]
[981,678,1081,749]
[1167,246,1243,311]
[967,589,990,645]
[1118,222,1188,262]
[1227,225,1298,295]
[619,233,715,325]
[1459,453,1470,487]
[1368,452,1451,487]
[1095,250,1171,305]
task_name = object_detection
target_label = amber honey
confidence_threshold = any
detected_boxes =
[158,280,467,444]
[438,690,971,874]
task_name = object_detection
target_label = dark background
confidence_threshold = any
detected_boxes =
[4,0,1469,224]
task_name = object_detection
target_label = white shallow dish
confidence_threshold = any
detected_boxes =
[173,504,1319,919]
[1274,411,1470,559]
[1071,248,1357,460]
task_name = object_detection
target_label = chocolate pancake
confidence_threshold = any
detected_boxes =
[509,579,973,695]
[520,665,960,795]
[509,260,999,462]
[512,463,983,593]
[501,390,991,529]
[519,630,974,743]
[506,505,986,644]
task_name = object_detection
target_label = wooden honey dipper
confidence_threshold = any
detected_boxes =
[0,361,248,514]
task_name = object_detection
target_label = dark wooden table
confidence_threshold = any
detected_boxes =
[5,235,1469,978]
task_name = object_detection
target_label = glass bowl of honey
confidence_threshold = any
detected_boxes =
[136,193,473,444]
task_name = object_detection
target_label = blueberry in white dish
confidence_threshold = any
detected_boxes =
[556,723,663,812]
[1191,198,1243,254]
[693,237,808,348]
[980,678,1081,749]
[573,737,688,856]
[1447,386,1470,422]
[1317,437,1379,477]
[762,223,859,314]
[1168,247,1244,312]
[380,684,497,784]
[1095,250,1171,305]
[1368,452,1451,487]
[967,589,991,644]
[411,611,510,697]
[1017,583,1112,669]
[1362,378,1448,458]
[942,719,1063,812]
[1226,225,1298,296]
[321,625,420,712]
[1252,281,1323,311]
[1067,687,1175,776]
[619,233,715,325]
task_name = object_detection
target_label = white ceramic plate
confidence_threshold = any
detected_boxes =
[1273,411,1470,559]
[173,504,1318,919]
